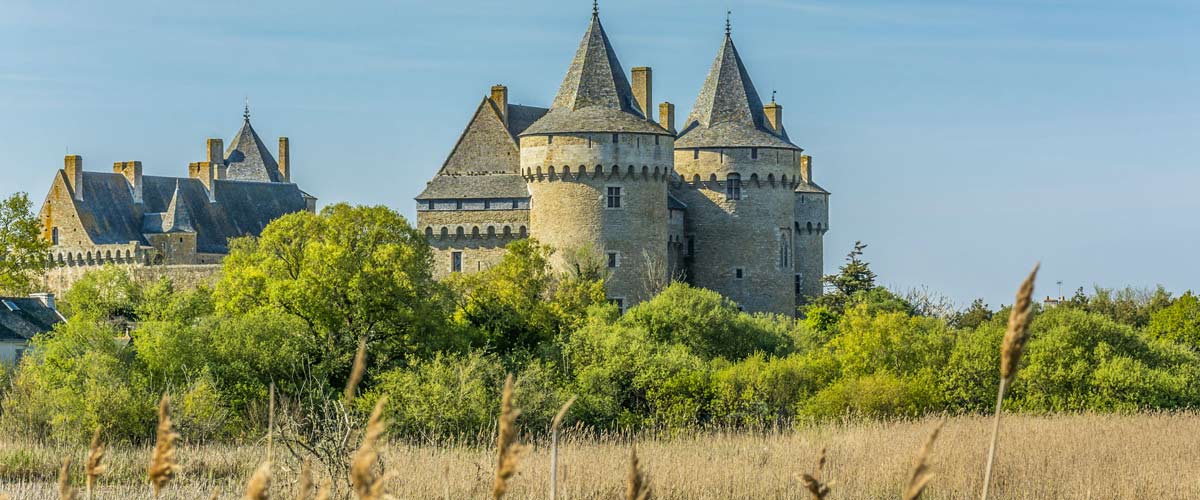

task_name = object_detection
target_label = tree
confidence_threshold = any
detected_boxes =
[1146,292,1200,347]
[815,241,879,313]
[0,192,50,294]
[954,298,994,329]
[214,203,455,385]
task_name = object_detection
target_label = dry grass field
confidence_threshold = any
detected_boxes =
[1,412,1197,499]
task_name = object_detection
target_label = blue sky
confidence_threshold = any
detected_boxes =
[1,0,1197,307]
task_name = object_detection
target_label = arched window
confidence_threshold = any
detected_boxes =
[726,173,742,200]
[51,227,59,245]
[425,226,434,238]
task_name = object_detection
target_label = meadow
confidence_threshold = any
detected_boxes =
[2,413,1197,499]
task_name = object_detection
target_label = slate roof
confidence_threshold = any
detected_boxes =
[224,118,283,183]
[795,181,830,195]
[0,297,63,342]
[668,193,688,210]
[417,99,546,200]
[73,172,307,254]
[522,12,670,136]
[676,34,800,150]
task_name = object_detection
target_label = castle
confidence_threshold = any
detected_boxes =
[417,7,830,315]
[35,108,316,293]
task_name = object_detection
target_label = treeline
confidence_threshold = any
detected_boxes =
[3,204,1200,444]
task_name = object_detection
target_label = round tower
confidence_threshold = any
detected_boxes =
[520,9,674,308]
[673,29,806,315]
[794,154,830,303]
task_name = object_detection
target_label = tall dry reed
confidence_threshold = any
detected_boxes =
[349,398,391,499]
[549,395,576,500]
[904,420,944,500]
[801,447,831,500]
[58,456,77,500]
[243,461,271,500]
[344,337,368,404]
[492,374,524,500]
[981,264,1038,500]
[296,458,314,500]
[625,447,651,500]
[147,394,180,499]
[84,427,106,500]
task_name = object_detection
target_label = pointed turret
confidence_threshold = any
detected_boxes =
[224,109,284,182]
[677,31,799,150]
[162,181,195,233]
[522,8,669,136]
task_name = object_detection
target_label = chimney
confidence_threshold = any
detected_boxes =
[207,138,224,164]
[659,102,676,134]
[189,159,224,202]
[113,161,143,204]
[490,85,508,126]
[764,102,783,134]
[632,67,652,121]
[64,155,84,201]
[29,292,56,311]
[800,155,813,183]
[278,137,290,183]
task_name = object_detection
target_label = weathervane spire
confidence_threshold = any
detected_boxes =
[772,90,777,103]
[593,0,598,17]
[243,96,250,121]
[726,10,732,36]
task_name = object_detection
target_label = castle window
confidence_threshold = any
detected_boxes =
[687,237,694,256]
[51,227,59,245]
[795,274,802,295]
[726,174,742,200]
[612,133,619,144]
[456,200,463,210]
[607,251,620,269]
[693,149,699,160]
[655,135,660,145]
[734,268,744,280]
[607,186,622,208]
[451,252,463,273]
[548,135,554,144]
[483,200,490,209]
[779,228,792,268]
[751,148,759,160]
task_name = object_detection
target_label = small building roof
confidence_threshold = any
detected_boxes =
[795,181,831,195]
[416,174,530,201]
[522,11,670,136]
[676,33,800,150]
[224,116,283,183]
[0,297,63,342]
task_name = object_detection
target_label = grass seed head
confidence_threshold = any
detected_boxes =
[903,420,944,500]
[492,374,525,500]
[59,456,77,500]
[85,427,106,495]
[350,397,391,499]
[148,394,181,499]
[243,461,271,500]
[626,446,652,500]
[1001,264,1039,383]
[344,336,368,404]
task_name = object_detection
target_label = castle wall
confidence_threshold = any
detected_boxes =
[417,209,530,279]
[39,174,98,248]
[521,132,672,308]
[43,263,221,296]
[794,192,829,303]
[673,147,802,315]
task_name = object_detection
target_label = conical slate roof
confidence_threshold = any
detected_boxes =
[676,33,799,150]
[522,11,669,136]
[224,115,283,183]
[162,181,195,233]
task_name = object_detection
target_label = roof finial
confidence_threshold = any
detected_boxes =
[726,10,732,36]
[243,96,250,121]
[593,0,599,17]
[772,90,777,103]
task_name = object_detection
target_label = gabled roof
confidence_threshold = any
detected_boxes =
[0,297,62,342]
[795,181,830,195]
[417,99,546,201]
[69,172,307,254]
[224,117,283,183]
[522,12,669,136]
[677,34,800,150]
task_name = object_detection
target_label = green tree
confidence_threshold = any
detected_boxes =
[1146,292,1200,347]
[0,192,50,294]
[954,298,994,329]
[214,203,455,385]
[815,241,878,313]
[61,266,143,325]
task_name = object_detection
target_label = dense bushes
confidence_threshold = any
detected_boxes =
[5,204,1200,444]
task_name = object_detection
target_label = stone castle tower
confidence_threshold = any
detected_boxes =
[417,7,830,315]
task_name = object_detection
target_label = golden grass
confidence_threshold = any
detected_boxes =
[147,394,179,499]
[57,456,76,500]
[241,462,270,500]
[84,428,105,500]
[492,374,525,500]
[349,398,391,500]
[625,447,651,500]
[902,420,943,500]
[4,412,1195,499]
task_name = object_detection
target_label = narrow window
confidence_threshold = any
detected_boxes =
[735,268,744,280]
[548,135,554,144]
[451,251,463,272]
[612,133,619,143]
[456,200,463,210]
[607,251,619,268]
[779,228,792,268]
[795,274,802,295]
[512,199,519,209]
[751,148,759,160]
[51,227,59,245]
[655,135,660,145]
[687,237,695,256]
[607,186,622,208]
[693,149,699,160]
[611,298,625,313]
[726,173,742,200]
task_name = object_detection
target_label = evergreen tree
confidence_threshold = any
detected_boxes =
[815,241,879,313]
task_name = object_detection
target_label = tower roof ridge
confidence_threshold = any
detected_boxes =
[225,114,283,182]
[163,180,195,233]
[677,33,800,149]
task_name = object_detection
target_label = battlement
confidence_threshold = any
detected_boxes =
[522,164,671,183]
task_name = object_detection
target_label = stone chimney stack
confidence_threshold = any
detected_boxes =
[278,137,290,183]
[490,85,508,126]
[659,102,675,134]
[207,138,224,164]
[764,102,783,134]
[800,155,813,183]
[113,161,143,204]
[632,67,652,121]
[30,292,56,311]
[64,155,84,201]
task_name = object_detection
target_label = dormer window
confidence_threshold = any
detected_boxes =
[612,133,619,144]
[751,148,759,160]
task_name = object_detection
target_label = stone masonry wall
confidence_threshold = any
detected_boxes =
[417,209,529,279]
[43,263,221,296]
[521,132,672,308]
[794,192,829,302]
